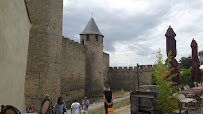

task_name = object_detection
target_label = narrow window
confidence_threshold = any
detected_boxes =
[82,40,84,45]
[95,35,98,41]
[87,35,89,41]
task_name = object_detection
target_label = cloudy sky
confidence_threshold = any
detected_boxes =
[63,0,203,67]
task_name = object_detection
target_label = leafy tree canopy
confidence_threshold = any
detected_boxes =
[180,68,193,87]
[179,56,192,69]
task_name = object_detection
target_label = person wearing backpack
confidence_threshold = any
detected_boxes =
[53,97,67,114]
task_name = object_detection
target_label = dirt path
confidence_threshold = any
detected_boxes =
[114,105,130,114]
[88,96,130,114]
[67,92,130,114]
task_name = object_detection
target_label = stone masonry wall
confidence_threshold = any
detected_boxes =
[61,37,86,102]
[199,51,203,64]
[25,0,63,111]
[108,65,155,91]
[81,34,104,96]
[24,0,109,111]
[103,52,109,82]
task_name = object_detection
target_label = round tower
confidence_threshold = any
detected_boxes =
[80,18,104,96]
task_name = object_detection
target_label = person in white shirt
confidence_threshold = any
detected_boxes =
[71,99,81,114]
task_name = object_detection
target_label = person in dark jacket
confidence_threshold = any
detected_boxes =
[53,97,67,114]
[103,83,113,114]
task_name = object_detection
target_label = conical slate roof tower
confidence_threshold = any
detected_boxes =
[80,18,103,36]
[80,18,104,96]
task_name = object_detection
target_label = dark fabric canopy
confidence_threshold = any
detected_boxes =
[165,26,181,85]
[165,26,176,58]
[191,39,202,82]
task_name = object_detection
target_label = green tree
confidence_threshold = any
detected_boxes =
[200,60,203,65]
[179,56,192,69]
[180,69,193,87]
[154,49,178,113]
[151,72,157,85]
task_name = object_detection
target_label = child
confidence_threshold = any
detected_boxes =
[27,107,34,113]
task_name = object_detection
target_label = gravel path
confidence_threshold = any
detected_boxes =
[67,96,130,113]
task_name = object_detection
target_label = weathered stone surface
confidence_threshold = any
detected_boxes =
[108,66,154,91]
[24,1,109,111]
[1,0,157,113]
[81,34,105,96]
[60,37,86,101]
[25,0,63,111]
[103,53,109,82]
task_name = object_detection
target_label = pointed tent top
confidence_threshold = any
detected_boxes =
[165,25,176,37]
[191,38,197,47]
[80,18,103,36]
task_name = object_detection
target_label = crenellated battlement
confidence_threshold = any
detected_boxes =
[62,36,86,50]
[108,65,155,90]
[103,52,109,55]
[109,65,155,72]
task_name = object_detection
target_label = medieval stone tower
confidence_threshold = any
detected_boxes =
[25,0,63,111]
[80,18,104,96]
[23,0,109,111]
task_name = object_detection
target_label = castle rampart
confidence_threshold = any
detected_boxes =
[108,65,155,90]
[60,37,86,101]
[103,52,110,82]
[1,0,156,112]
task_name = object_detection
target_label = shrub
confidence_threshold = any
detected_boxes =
[180,69,193,87]
[151,72,157,85]
[154,49,178,113]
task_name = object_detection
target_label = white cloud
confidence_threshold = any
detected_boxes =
[63,0,203,66]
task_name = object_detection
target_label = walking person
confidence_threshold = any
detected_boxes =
[81,96,90,114]
[53,97,67,114]
[71,99,81,114]
[121,89,124,94]
[103,83,113,114]
[41,94,53,114]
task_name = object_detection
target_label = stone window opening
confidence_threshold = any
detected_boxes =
[95,35,98,41]
[82,40,85,45]
[87,35,89,41]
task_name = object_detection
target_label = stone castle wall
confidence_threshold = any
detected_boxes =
[1,0,155,112]
[61,37,86,101]
[199,51,203,64]
[103,52,110,82]
[108,65,155,91]
[24,1,109,110]
[25,0,63,111]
